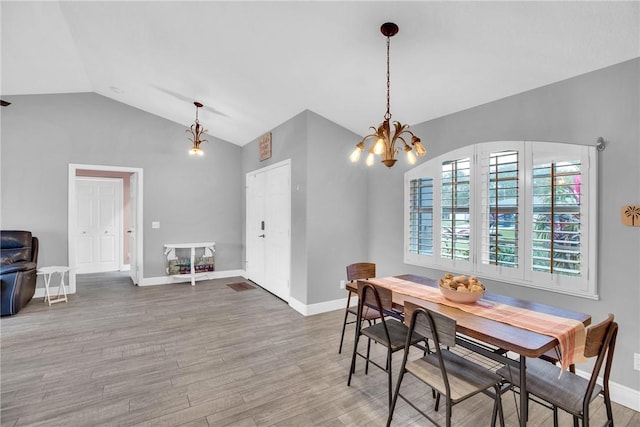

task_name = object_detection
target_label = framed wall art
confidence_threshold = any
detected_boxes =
[259,132,272,161]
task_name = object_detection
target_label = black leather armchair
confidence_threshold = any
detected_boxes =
[1,231,39,316]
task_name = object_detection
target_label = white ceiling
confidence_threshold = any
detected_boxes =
[2,1,638,146]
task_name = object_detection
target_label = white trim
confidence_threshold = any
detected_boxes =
[288,296,351,316]
[68,164,144,292]
[138,269,246,286]
[247,158,292,175]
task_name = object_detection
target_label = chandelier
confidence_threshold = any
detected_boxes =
[187,101,207,156]
[350,22,426,168]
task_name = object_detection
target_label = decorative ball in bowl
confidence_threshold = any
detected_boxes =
[438,274,485,304]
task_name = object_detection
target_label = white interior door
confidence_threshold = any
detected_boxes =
[76,177,121,273]
[246,161,291,301]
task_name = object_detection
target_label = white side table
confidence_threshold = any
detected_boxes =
[37,266,69,305]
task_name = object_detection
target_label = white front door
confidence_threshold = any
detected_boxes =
[246,160,291,301]
[76,177,122,273]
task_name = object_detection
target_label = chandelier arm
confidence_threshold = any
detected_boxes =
[359,132,380,144]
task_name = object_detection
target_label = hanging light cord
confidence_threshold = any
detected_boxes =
[385,35,392,121]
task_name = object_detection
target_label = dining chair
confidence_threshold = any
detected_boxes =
[387,301,505,427]
[497,314,617,427]
[338,262,381,354]
[347,281,425,409]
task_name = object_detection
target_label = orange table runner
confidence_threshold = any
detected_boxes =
[368,276,586,371]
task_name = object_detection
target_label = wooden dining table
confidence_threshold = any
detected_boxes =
[365,274,591,427]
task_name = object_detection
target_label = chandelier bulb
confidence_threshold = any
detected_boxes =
[365,152,375,167]
[413,139,427,157]
[350,146,363,163]
[373,138,385,155]
[406,149,416,165]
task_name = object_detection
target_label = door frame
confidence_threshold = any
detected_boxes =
[68,164,144,293]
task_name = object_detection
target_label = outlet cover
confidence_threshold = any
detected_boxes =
[634,353,640,371]
[339,280,346,290]
[151,221,160,229]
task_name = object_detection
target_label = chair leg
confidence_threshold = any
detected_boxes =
[387,365,406,427]
[445,397,452,427]
[553,406,559,427]
[387,348,393,408]
[603,388,614,426]
[338,292,353,354]
[347,331,360,386]
[435,392,441,411]
[365,337,372,375]
[490,385,505,427]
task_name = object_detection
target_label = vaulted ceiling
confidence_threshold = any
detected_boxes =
[2,1,638,146]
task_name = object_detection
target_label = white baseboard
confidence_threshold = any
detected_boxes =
[138,270,246,286]
[288,296,354,316]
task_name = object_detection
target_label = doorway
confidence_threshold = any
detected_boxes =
[68,164,144,293]
[246,160,291,302]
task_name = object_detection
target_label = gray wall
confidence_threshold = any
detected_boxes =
[242,110,368,305]
[367,58,640,390]
[1,92,243,280]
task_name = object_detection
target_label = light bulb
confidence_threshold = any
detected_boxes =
[365,152,375,167]
[406,149,416,165]
[413,138,427,157]
[373,138,385,155]
[350,146,362,163]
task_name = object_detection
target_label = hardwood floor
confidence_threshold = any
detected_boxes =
[1,273,638,426]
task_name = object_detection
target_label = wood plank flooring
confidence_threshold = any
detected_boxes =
[1,273,638,426]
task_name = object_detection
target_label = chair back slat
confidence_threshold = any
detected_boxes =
[584,313,614,358]
[346,263,376,282]
[404,301,456,347]
[357,281,392,312]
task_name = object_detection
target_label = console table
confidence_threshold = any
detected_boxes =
[164,242,215,286]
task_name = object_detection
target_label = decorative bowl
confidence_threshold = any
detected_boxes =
[439,285,484,304]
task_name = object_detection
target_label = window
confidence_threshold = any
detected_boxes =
[405,141,597,298]
[408,178,434,255]
[441,158,471,261]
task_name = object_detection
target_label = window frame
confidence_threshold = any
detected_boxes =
[404,141,598,299]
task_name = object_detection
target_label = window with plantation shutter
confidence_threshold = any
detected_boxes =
[531,160,582,277]
[408,178,434,255]
[441,158,471,261]
[405,141,597,298]
[483,150,519,267]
